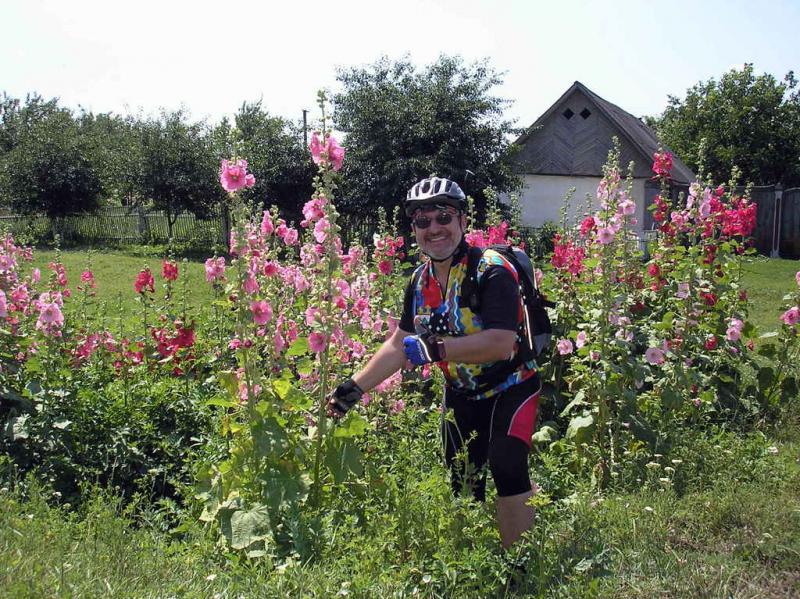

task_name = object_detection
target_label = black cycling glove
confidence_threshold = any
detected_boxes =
[329,378,364,417]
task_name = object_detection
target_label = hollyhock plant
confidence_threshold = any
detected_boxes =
[781,306,800,327]
[250,300,273,326]
[557,338,574,355]
[205,257,226,282]
[645,347,666,365]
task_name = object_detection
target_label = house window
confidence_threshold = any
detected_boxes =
[580,108,592,119]
[562,108,574,120]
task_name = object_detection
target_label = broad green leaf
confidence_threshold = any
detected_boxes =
[296,358,314,376]
[206,397,239,408]
[287,337,310,357]
[272,378,291,400]
[757,366,775,390]
[566,413,595,444]
[221,504,271,550]
[532,425,558,445]
[53,419,71,430]
[333,411,368,438]
[325,438,364,483]
[560,390,586,417]
[759,331,779,339]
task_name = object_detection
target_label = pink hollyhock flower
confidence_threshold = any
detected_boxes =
[378,260,393,275]
[80,270,95,288]
[590,350,600,361]
[597,227,615,245]
[219,159,254,193]
[243,275,260,295]
[302,197,327,225]
[327,136,345,171]
[780,306,800,326]
[676,282,689,299]
[260,211,274,236]
[652,151,673,178]
[579,216,596,237]
[575,331,587,349]
[314,218,330,243]
[204,257,226,282]
[250,300,273,325]
[618,200,636,216]
[0,289,6,318]
[726,327,741,342]
[796,271,800,287]
[645,347,666,365]
[263,261,279,276]
[465,230,489,248]
[36,301,64,331]
[557,338,573,355]
[308,332,327,353]
[305,306,321,326]
[729,318,744,332]
[390,399,406,414]
[283,227,299,246]
[310,132,323,165]
[134,268,154,294]
[705,335,718,351]
[375,370,401,393]
[32,268,41,283]
[161,261,178,282]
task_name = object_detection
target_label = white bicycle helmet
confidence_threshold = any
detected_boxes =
[403,177,466,216]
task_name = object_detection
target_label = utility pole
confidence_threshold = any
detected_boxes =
[302,109,309,148]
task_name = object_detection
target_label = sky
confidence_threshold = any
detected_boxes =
[2,0,799,130]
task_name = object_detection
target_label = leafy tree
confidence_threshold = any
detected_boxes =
[651,64,800,187]
[0,93,101,217]
[332,55,520,216]
[79,111,144,206]
[139,110,223,238]
[230,101,315,222]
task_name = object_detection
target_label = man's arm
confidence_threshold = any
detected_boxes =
[349,327,409,393]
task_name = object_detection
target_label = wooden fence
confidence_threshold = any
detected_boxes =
[643,183,800,259]
[0,206,228,247]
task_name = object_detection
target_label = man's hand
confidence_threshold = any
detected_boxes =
[327,378,364,418]
[403,334,445,366]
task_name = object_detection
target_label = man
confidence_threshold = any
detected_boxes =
[328,176,542,549]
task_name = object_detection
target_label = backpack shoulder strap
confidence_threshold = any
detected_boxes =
[460,245,484,312]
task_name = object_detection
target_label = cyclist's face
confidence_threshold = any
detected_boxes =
[412,205,465,261]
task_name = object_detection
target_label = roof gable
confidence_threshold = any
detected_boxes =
[515,81,694,183]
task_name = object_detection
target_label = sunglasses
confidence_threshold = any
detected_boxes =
[412,209,458,229]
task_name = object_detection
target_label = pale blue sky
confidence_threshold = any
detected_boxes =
[2,0,798,128]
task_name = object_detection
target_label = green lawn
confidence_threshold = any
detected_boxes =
[739,256,799,334]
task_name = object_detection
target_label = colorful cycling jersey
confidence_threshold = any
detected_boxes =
[399,242,537,399]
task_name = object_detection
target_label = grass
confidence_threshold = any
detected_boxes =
[1,435,798,597]
[739,255,799,334]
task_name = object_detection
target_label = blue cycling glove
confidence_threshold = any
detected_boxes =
[403,334,446,366]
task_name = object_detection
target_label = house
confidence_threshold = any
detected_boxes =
[511,81,694,234]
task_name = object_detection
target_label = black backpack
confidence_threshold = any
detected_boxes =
[460,244,555,366]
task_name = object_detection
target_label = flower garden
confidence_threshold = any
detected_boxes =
[1,105,799,597]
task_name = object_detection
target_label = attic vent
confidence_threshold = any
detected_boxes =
[580,108,592,119]
[562,108,574,120]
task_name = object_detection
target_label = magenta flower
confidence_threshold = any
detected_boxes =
[219,159,255,193]
[310,132,323,165]
[780,306,800,326]
[645,347,665,365]
[575,331,587,349]
[308,332,327,353]
[652,151,673,178]
[557,338,573,355]
[204,257,226,282]
[35,301,64,334]
[260,211,274,236]
[378,260,393,275]
[314,218,330,243]
[161,261,178,282]
[326,136,345,171]
[243,276,260,295]
[134,269,155,294]
[0,289,6,318]
[250,300,273,325]
[32,268,41,283]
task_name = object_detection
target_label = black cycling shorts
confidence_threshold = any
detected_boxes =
[441,374,541,500]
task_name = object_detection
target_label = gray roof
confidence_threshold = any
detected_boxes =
[516,81,695,184]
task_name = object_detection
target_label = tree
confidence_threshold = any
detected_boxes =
[652,64,800,187]
[332,55,520,217]
[231,101,315,222]
[0,94,102,217]
[139,110,223,238]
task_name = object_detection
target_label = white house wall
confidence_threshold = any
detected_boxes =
[514,174,646,234]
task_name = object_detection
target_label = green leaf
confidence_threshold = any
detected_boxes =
[559,390,586,417]
[296,358,314,376]
[53,419,71,430]
[757,366,775,391]
[287,337,310,357]
[759,331,779,339]
[5,414,30,441]
[661,387,682,411]
[325,438,364,483]
[221,504,271,550]
[532,425,558,445]
[272,378,291,400]
[206,397,239,408]
[333,411,368,438]
[566,413,595,444]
